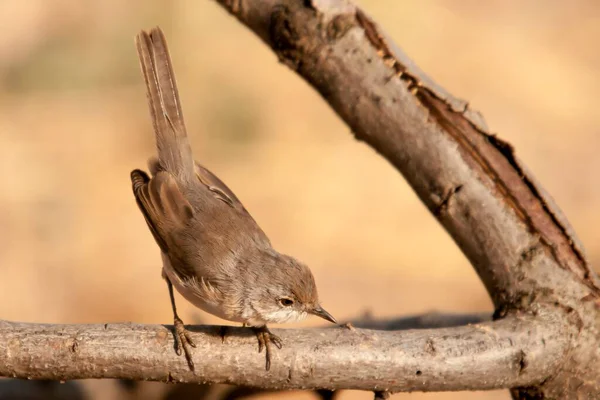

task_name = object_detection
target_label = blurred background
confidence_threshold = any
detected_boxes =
[0,0,598,399]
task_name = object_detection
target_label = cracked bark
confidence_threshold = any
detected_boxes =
[1,0,599,398]
[0,315,569,392]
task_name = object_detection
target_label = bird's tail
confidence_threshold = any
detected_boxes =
[135,27,194,180]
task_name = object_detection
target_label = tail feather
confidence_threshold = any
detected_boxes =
[135,27,194,179]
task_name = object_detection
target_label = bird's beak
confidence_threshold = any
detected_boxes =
[310,306,337,324]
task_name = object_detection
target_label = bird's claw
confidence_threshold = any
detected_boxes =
[253,326,283,371]
[173,317,196,370]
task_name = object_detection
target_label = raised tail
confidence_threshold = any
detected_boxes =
[135,27,194,179]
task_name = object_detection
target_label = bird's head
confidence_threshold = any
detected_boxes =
[246,251,336,325]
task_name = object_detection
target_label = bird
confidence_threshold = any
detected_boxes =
[130,27,336,371]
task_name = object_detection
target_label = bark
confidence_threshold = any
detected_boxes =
[1,0,599,398]
[0,315,567,392]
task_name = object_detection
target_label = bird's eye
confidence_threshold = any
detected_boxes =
[279,298,294,307]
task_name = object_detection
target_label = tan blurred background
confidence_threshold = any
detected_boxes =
[0,0,599,399]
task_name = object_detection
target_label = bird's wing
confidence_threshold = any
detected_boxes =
[193,162,245,211]
[147,156,271,246]
[194,161,272,248]
[131,169,198,277]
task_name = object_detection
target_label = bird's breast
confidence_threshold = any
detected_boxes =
[162,259,246,324]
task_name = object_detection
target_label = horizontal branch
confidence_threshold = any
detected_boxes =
[0,315,568,392]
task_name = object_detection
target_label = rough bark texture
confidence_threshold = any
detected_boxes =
[0,316,567,392]
[1,0,599,398]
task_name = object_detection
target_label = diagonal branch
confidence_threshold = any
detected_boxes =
[0,315,569,392]
[208,2,600,396]
[213,0,600,308]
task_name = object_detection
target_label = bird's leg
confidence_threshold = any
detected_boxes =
[167,278,196,370]
[252,325,283,371]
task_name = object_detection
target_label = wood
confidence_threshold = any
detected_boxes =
[0,316,567,392]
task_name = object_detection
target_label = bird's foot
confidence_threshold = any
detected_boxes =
[252,325,283,371]
[173,316,196,370]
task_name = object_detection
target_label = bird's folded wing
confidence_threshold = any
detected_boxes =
[194,162,244,209]
[131,169,194,256]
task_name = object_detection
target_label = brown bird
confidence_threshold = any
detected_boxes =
[130,27,336,371]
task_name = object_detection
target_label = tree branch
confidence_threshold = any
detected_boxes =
[209,1,600,396]
[0,315,568,392]
[1,0,598,397]
[213,0,600,307]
